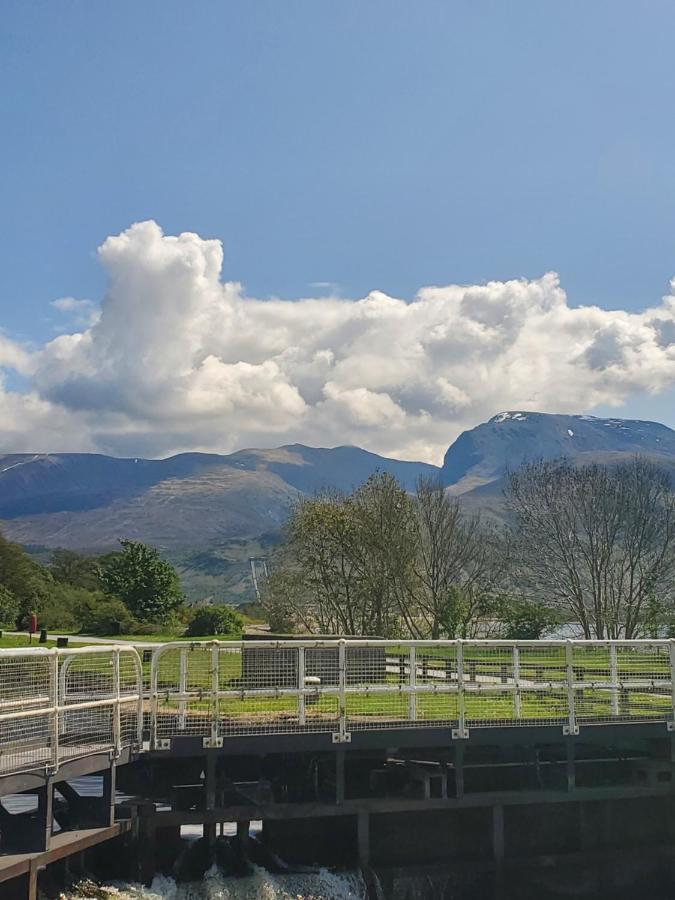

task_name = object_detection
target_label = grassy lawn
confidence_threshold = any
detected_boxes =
[0,634,57,649]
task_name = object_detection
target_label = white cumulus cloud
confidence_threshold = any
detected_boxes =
[2,220,675,462]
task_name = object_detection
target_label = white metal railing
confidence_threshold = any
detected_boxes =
[2,639,675,776]
[149,638,675,748]
[0,645,143,776]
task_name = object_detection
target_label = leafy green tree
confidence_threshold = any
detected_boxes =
[100,540,182,624]
[0,585,19,628]
[49,549,101,591]
[0,533,50,625]
[499,596,555,640]
[273,473,416,637]
[185,605,243,637]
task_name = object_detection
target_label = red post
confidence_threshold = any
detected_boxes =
[29,612,37,644]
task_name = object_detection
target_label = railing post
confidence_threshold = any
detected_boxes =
[564,640,578,735]
[112,648,121,758]
[513,645,521,720]
[132,648,143,749]
[452,640,468,739]
[332,639,350,743]
[150,647,160,750]
[178,647,187,730]
[298,645,306,726]
[609,643,619,717]
[408,646,417,722]
[204,643,222,748]
[51,650,59,772]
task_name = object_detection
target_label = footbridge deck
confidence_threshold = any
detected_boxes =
[1,638,674,780]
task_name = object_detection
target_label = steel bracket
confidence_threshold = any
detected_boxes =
[451,727,469,740]
[562,725,580,736]
[667,721,675,733]
[203,736,223,748]
[155,738,172,751]
[332,731,352,744]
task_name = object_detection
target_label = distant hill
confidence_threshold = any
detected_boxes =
[4,412,675,602]
[0,445,437,552]
[440,412,675,494]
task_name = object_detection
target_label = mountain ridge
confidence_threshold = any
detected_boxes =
[4,413,675,551]
[440,411,675,494]
[0,444,437,550]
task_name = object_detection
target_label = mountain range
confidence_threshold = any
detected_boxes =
[2,411,674,600]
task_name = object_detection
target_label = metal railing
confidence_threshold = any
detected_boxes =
[2,639,674,775]
[0,645,143,776]
[150,638,675,747]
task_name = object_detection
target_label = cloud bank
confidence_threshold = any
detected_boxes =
[2,220,675,463]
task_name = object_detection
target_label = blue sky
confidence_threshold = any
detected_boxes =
[2,1,675,461]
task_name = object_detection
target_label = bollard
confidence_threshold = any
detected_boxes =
[39,629,47,644]
[56,636,69,649]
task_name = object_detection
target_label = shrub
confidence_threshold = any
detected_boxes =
[185,605,243,637]
[79,596,139,636]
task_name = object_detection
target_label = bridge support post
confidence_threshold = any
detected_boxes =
[237,820,250,854]
[336,749,345,805]
[566,740,576,792]
[36,779,53,852]
[357,810,370,867]
[27,861,39,900]
[102,762,117,828]
[492,803,505,898]
[204,754,217,847]
[455,743,465,799]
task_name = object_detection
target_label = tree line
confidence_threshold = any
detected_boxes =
[0,538,242,637]
[261,457,675,640]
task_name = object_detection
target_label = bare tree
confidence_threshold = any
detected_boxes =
[410,477,507,637]
[506,457,675,638]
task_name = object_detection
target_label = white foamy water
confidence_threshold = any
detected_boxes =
[65,865,366,900]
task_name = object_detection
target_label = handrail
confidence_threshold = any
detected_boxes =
[0,644,143,777]
[2,639,675,778]
[148,638,675,749]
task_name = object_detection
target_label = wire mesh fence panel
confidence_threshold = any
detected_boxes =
[154,645,211,740]
[616,643,672,721]
[516,644,569,726]
[62,652,114,704]
[0,647,142,776]
[346,644,409,730]
[0,711,55,774]
[0,653,51,711]
[463,644,515,727]
[570,643,614,724]
[303,647,339,733]
[59,704,114,757]
[60,652,114,757]
[414,645,458,727]
[0,652,55,773]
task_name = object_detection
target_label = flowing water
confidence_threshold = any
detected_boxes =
[63,866,367,900]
